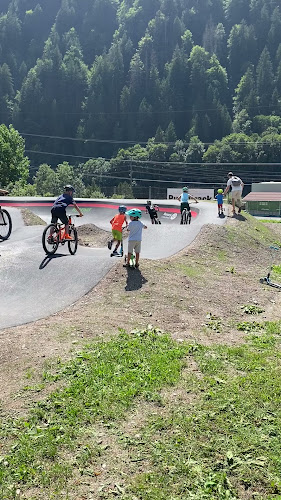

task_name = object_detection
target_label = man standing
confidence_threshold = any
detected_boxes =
[224,172,244,215]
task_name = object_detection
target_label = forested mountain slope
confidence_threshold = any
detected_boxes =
[0,0,281,193]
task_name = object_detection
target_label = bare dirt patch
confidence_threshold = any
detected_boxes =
[77,223,111,248]
[21,208,46,226]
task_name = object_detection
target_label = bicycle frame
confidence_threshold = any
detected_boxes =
[55,216,74,242]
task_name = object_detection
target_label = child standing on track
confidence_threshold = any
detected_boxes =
[215,189,224,216]
[108,205,128,255]
[124,208,147,268]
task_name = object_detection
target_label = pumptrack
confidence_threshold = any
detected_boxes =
[0,198,225,329]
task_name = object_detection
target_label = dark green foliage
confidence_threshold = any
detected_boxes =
[0,124,29,185]
[0,0,280,171]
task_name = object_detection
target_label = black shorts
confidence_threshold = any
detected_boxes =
[180,202,190,213]
[149,211,158,220]
[51,207,69,225]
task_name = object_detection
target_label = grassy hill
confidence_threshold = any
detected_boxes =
[1,214,281,499]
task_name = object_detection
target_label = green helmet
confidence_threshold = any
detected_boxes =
[217,189,223,194]
[126,208,142,219]
[182,186,188,192]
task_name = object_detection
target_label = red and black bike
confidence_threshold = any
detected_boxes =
[42,215,79,255]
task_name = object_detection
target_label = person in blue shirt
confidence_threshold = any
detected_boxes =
[215,188,224,216]
[51,185,83,240]
[123,208,147,268]
[177,187,198,215]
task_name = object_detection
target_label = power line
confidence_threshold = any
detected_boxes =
[3,101,279,117]
[25,150,281,167]
[21,131,281,147]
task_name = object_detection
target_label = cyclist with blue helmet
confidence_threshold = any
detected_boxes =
[108,205,128,255]
[124,208,147,268]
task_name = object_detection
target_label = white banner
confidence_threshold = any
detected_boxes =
[167,188,214,200]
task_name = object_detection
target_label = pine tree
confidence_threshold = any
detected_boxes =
[256,47,274,111]
[233,67,258,118]
[227,21,257,89]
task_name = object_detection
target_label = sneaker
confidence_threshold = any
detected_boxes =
[238,207,242,213]
[107,240,112,250]
[65,234,73,240]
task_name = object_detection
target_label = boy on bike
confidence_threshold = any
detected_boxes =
[124,208,147,268]
[145,200,161,224]
[51,185,83,240]
[108,205,128,255]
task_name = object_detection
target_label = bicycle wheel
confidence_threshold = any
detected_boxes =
[68,226,78,255]
[42,224,59,255]
[188,212,192,224]
[182,209,186,224]
[0,209,12,240]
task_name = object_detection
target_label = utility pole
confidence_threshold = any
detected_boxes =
[129,161,133,188]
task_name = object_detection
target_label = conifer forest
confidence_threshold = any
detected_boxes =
[1,0,281,197]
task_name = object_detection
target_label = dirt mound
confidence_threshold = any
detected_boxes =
[21,208,46,226]
[77,223,110,248]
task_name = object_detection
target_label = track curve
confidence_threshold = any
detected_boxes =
[0,198,225,329]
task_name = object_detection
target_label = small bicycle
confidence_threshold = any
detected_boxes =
[180,207,191,225]
[124,253,136,268]
[42,215,79,255]
[0,206,12,240]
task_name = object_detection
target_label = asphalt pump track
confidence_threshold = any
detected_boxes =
[0,198,225,329]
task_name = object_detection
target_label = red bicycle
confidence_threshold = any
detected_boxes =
[42,215,79,255]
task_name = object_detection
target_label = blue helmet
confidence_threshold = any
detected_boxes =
[126,208,142,219]
[118,205,127,214]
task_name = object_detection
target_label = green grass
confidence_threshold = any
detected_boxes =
[0,328,190,499]
[241,304,264,315]
[260,219,281,224]
[2,323,281,499]
[272,265,281,282]
[176,263,201,278]
[123,322,281,500]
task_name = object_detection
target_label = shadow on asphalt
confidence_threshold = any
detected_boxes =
[125,268,148,291]
[39,253,69,270]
